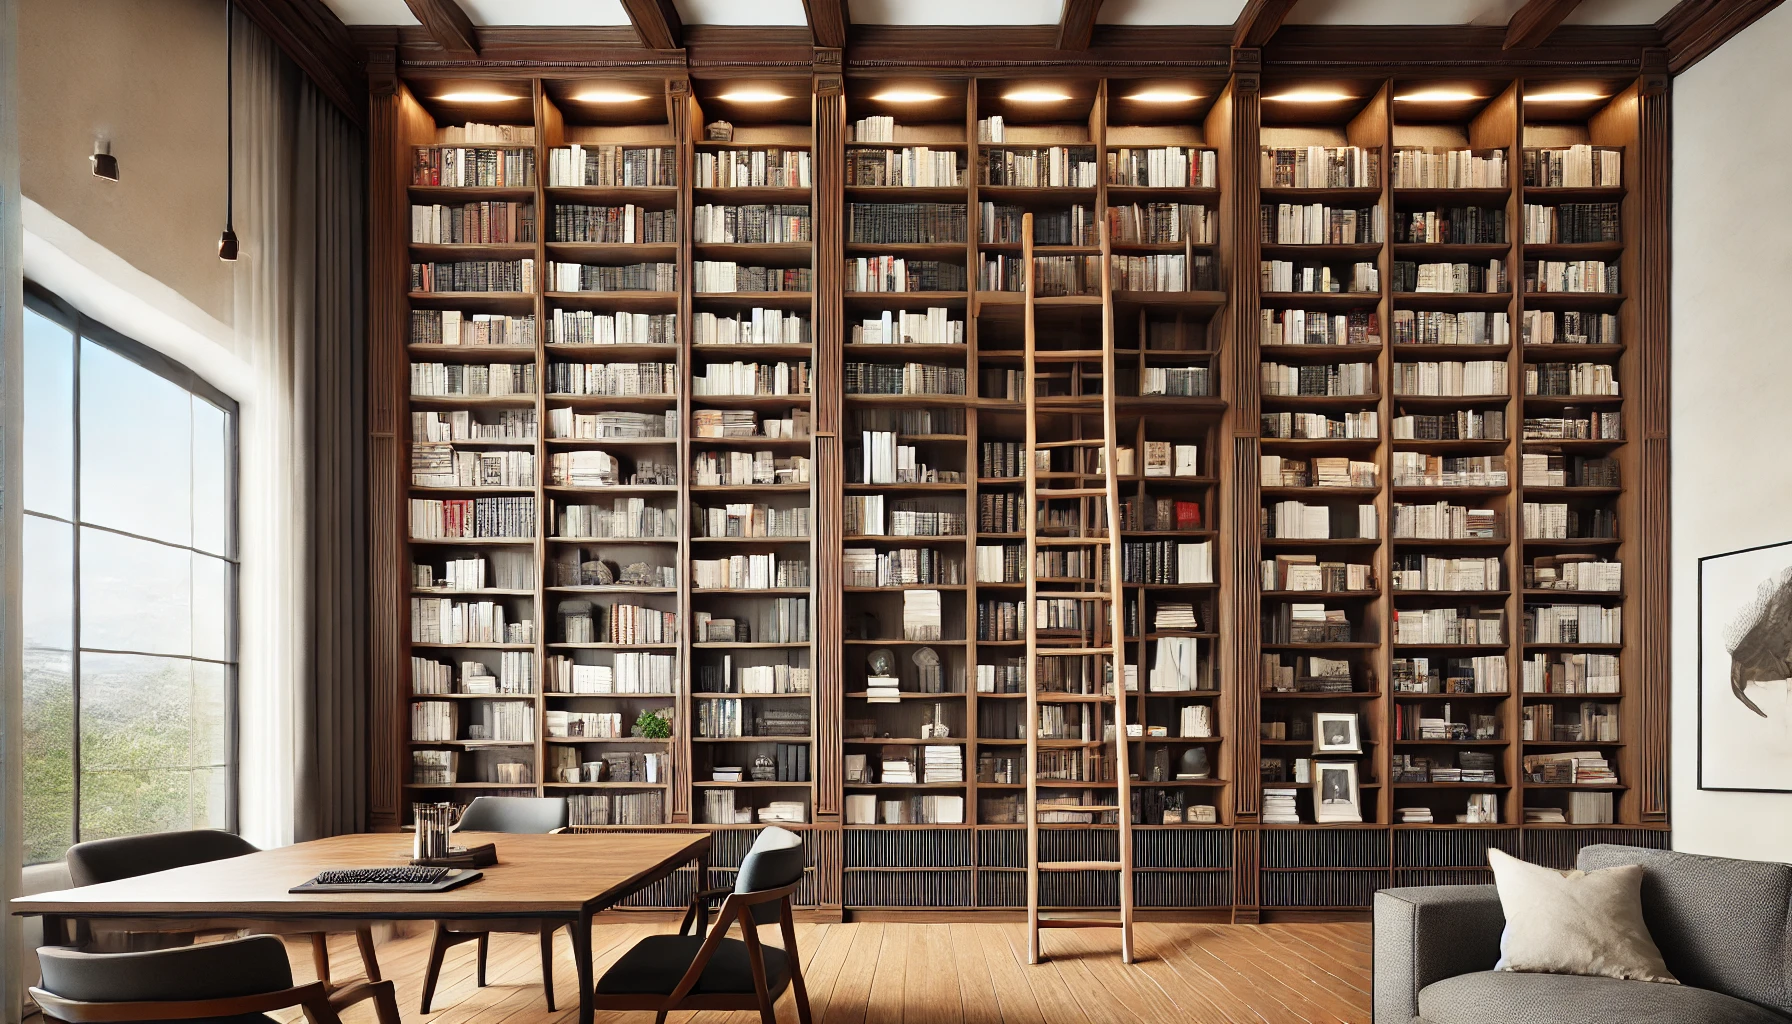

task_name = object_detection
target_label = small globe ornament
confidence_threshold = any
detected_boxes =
[866,647,898,678]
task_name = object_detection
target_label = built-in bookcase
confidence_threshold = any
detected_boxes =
[373,66,1669,921]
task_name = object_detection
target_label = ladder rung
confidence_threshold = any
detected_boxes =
[1038,860,1122,871]
[1034,647,1112,656]
[1038,914,1125,929]
[1035,439,1106,449]
[1037,487,1108,498]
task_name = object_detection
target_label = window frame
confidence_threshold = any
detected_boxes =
[22,280,242,860]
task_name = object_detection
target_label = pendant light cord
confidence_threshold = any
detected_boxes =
[225,0,234,235]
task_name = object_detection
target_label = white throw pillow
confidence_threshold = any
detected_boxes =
[1487,848,1678,984]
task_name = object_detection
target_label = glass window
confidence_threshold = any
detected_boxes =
[21,286,238,862]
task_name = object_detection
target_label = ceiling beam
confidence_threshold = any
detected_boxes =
[1058,0,1104,50]
[1504,0,1584,49]
[803,0,849,49]
[1658,0,1783,72]
[235,0,365,125]
[401,0,479,57]
[621,0,683,50]
[1233,0,1297,49]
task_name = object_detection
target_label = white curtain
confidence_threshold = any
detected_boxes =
[231,17,302,849]
[230,14,367,848]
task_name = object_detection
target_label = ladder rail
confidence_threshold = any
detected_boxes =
[1022,212,1042,966]
[1097,214,1137,964]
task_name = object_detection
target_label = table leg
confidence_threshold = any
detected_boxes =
[42,914,66,947]
[574,909,594,1024]
[696,849,712,936]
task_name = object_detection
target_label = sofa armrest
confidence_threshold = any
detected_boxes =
[1374,886,1504,1023]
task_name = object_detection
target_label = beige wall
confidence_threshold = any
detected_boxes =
[1671,2,1792,863]
[20,0,234,326]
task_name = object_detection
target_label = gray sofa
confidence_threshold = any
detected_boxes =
[1374,844,1792,1023]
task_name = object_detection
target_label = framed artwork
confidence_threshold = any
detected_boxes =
[1314,760,1362,823]
[1313,711,1363,754]
[1700,539,1792,792]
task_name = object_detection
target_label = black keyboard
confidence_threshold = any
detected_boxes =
[290,865,483,893]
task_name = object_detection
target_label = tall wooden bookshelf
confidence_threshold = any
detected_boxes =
[369,62,1672,921]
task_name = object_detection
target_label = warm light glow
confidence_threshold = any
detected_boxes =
[1267,89,1355,103]
[1396,89,1482,103]
[1004,88,1072,103]
[718,90,788,103]
[574,90,647,104]
[873,89,945,103]
[1127,90,1200,104]
[1527,90,1608,103]
[438,91,520,104]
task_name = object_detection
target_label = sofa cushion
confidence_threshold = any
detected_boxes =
[1577,844,1792,1015]
[1486,848,1675,983]
[1417,971,1791,1024]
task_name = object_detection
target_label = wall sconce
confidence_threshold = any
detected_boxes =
[90,139,118,181]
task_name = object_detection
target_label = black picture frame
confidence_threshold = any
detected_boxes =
[1699,538,1792,793]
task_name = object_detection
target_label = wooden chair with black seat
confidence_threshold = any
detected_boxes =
[32,934,400,1024]
[418,795,571,1014]
[63,830,380,985]
[592,825,812,1024]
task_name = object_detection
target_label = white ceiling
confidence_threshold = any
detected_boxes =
[317,0,1680,28]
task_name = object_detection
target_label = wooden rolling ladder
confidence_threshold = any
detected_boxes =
[1022,212,1136,964]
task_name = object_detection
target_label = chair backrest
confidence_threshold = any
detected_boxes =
[37,935,293,1003]
[456,796,569,834]
[734,826,805,924]
[65,830,257,887]
[1578,844,1792,1015]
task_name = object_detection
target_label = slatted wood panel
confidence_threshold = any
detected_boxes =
[273,919,1372,1024]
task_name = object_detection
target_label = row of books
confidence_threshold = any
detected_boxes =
[411,654,533,695]
[545,653,676,694]
[411,202,534,244]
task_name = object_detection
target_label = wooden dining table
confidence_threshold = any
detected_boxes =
[10,830,711,1024]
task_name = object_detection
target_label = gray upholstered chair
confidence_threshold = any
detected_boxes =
[64,830,380,985]
[1374,844,1792,1024]
[418,796,570,1014]
[592,825,812,1024]
[32,935,399,1024]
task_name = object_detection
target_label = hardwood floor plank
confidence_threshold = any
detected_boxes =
[817,921,884,1024]
[967,923,1047,1024]
[863,918,907,1024]
[995,924,1092,1024]
[946,924,1005,1024]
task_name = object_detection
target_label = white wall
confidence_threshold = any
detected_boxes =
[1671,1,1792,863]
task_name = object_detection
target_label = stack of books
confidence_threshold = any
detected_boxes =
[1398,806,1434,823]
[903,589,942,640]
[866,676,902,703]
[758,801,807,824]
[1154,603,1200,632]
[1263,788,1300,823]
[922,744,963,783]
[880,748,917,784]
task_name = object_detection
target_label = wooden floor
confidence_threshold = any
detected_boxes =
[280,917,1372,1024]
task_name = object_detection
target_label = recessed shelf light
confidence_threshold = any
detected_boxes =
[1267,89,1354,103]
[873,89,944,103]
[1528,90,1608,103]
[1127,90,1200,104]
[718,90,787,103]
[575,90,647,104]
[1004,89,1071,103]
[439,91,520,104]
[1396,89,1481,103]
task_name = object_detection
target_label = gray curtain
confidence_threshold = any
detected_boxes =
[287,59,366,842]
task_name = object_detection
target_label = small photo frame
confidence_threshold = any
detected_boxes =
[1314,760,1363,823]
[1313,711,1362,754]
